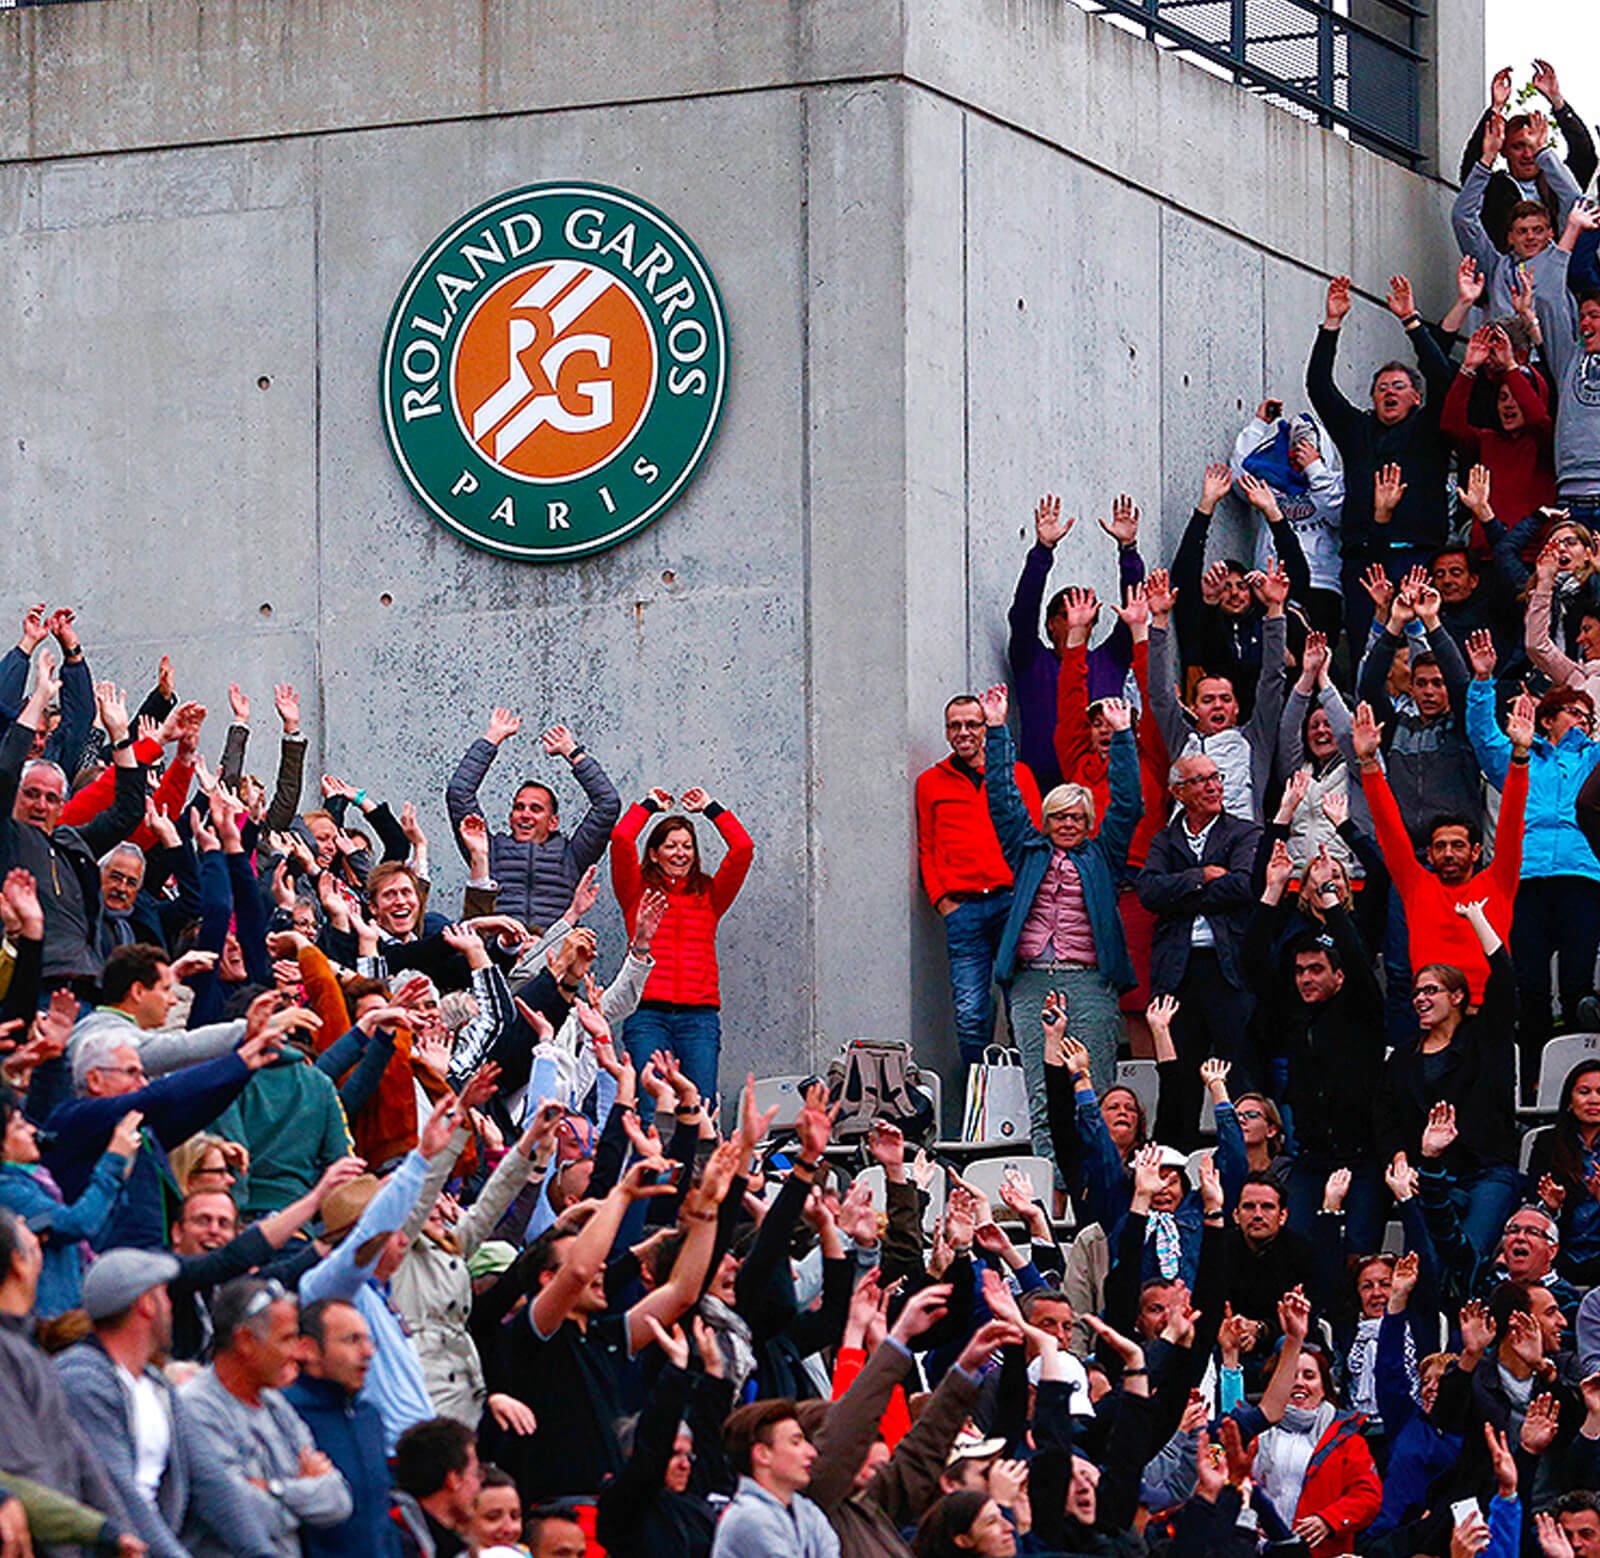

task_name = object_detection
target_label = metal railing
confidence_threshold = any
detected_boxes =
[1077,0,1424,165]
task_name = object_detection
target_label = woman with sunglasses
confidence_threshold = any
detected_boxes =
[1373,897,1520,1255]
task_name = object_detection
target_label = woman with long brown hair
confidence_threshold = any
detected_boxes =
[610,786,753,1102]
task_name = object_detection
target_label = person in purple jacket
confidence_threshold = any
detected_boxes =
[1007,492,1145,793]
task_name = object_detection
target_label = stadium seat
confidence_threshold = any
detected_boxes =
[961,1154,1056,1221]
[852,1163,946,1234]
[1112,1060,1160,1131]
[1521,1125,1547,1177]
[1533,1033,1600,1111]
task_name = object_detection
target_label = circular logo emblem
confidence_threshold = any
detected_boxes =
[382,184,728,561]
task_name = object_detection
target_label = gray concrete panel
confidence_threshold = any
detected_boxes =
[804,81,915,1059]
[963,113,1163,672]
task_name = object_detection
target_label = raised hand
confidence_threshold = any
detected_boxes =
[95,682,131,744]
[1264,838,1295,897]
[1112,581,1150,639]
[1506,692,1537,753]
[1465,628,1498,681]
[1276,767,1310,822]
[1457,254,1486,312]
[1237,471,1282,523]
[1034,494,1073,549]
[1521,1391,1560,1454]
[1099,493,1140,547]
[1254,556,1290,613]
[1360,563,1395,619]
[486,707,521,745]
[1461,463,1493,519]
[1373,463,1407,522]
[274,683,300,735]
[1483,110,1506,167]
[1322,1166,1352,1212]
[1385,1152,1418,1203]
[541,724,578,759]
[1325,274,1352,326]
[1351,701,1383,763]
[1386,274,1416,320]
[1200,561,1232,607]
[1098,697,1132,732]
[18,603,46,654]
[1199,462,1233,514]
[1420,1101,1458,1159]
[794,1080,835,1161]
[1278,1285,1311,1344]
[1390,1250,1420,1306]
[978,684,1008,728]
[1143,567,1176,622]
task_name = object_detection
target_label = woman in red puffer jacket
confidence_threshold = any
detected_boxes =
[610,784,753,1104]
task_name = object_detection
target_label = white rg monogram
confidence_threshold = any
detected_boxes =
[471,261,616,460]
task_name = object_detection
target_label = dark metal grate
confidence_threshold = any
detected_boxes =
[1077,0,1424,165]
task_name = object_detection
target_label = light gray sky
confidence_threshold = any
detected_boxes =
[1484,2,1600,127]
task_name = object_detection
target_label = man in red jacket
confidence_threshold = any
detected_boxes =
[915,695,1040,1064]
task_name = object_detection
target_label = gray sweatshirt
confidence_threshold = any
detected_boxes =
[179,1368,353,1558]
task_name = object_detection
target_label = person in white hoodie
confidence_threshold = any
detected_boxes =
[1232,402,1346,644]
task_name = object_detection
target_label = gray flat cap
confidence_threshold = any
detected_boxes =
[82,1248,180,1321]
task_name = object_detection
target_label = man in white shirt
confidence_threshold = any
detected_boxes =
[56,1247,277,1557]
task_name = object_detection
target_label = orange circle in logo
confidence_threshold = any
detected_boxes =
[452,260,655,482]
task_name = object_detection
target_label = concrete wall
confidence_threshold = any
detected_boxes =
[0,0,1480,1099]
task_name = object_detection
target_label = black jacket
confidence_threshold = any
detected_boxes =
[1243,900,1385,1161]
[1373,947,1520,1172]
[1137,811,1262,991]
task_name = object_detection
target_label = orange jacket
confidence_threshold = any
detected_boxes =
[1053,640,1170,867]
[60,735,195,853]
[915,758,1039,905]
[611,804,753,1007]
[1363,754,1525,1003]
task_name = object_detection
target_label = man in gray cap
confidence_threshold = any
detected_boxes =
[57,1248,278,1558]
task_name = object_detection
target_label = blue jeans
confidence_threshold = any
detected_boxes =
[1452,1163,1521,1258]
[943,893,1014,1064]
[1011,963,1126,1185]
[622,1006,723,1112]
[1286,1154,1386,1256]
[1383,882,1413,1049]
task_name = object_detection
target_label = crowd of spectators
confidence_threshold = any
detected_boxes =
[11,53,1600,1558]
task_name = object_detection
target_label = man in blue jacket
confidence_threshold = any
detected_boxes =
[285,1299,401,1557]
[446,708,619,932]
[42,993,297,1250]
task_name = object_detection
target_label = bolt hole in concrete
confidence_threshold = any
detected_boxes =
[380,592,394,607]
[661,570,676,585]
[257,376,271,390]
[259,603,273,619]
[1017,298,1025,310]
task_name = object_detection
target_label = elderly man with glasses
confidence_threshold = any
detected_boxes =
[1137,753,1262,1148]
[40,993,302,1251]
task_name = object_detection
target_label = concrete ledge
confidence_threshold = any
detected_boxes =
[3,0,1471,307]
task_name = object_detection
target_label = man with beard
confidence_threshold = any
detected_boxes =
[57,1247,270,1557]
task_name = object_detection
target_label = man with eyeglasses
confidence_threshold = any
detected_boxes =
[915,693,1041,1066]
[0,653,147,989]
[1137,753,1261,1147]
[180,1276,353,1557]
[41,993,307,1251]
[1417,1108,1581,1322]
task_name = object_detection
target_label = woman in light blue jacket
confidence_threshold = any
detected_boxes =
[1466,663,1600,1098]
[0,1085,136,1317]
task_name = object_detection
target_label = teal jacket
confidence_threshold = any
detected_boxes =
[212,1048,352,1217]
[986,723,1139,988]
[1466,678,1600,882]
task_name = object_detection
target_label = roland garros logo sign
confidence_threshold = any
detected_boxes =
[382,183,728,560]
